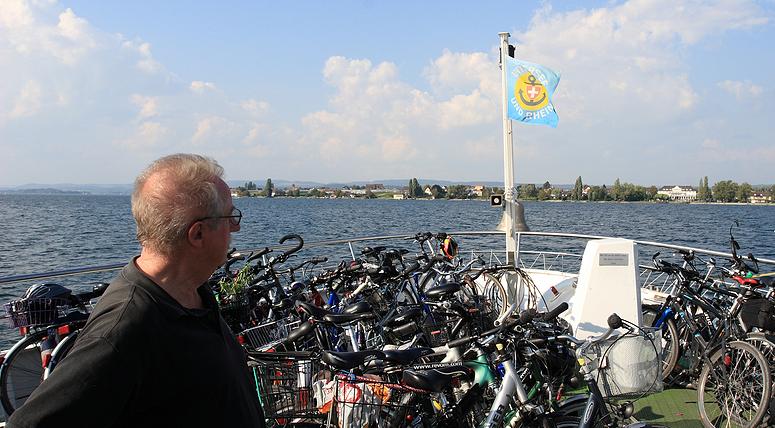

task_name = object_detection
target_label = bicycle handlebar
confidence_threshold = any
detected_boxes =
[76,282,110,303]
[543,302,569,323]
[246,247,271,263]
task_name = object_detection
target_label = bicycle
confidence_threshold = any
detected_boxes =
[0,282,107,415]
[642,256,772,427]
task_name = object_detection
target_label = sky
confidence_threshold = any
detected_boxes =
[1,0,774,187]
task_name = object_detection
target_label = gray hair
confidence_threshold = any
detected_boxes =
[131,153,226,255]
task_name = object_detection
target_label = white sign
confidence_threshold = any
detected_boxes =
[599,253,629,266]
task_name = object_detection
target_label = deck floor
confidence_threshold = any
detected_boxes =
[634,387,702,427]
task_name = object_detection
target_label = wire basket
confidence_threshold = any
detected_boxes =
[250,352,324,422]
[241,318,301,350]
[421,315,453,347]
[4,297,72,328]
[325,375,413,428]
[468,297,497,333]
[586,328,663,399]
[421,303,495,347]
[218,293,252,332]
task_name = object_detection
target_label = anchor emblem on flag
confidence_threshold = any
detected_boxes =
[517,74,546,108]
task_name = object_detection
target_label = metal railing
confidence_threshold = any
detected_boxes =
[1,230,773,286]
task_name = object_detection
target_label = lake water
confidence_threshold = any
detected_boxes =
[1,195,774,348]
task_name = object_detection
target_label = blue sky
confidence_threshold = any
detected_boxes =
[1,0,773,186]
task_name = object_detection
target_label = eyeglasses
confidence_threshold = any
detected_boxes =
[193,207,242,226]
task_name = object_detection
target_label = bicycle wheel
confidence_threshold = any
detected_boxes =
[642,307,680,380]
[43,329,80,380]
[418,269,451,295]
[0,329,48,416]
[541,415,582,427]
[479,273,508,318]
[393,280,420,306]
[745,332,775,425]
[698,340,771,428]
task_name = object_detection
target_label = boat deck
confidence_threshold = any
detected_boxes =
[634,387,702,427]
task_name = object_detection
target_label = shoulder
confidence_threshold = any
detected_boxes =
[80,269,165,347]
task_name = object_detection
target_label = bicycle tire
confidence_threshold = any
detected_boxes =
[394,279,420,306]
[42,329,80,380]
[745,332,775,426]
[479,272,508,318]
[642,307,680,380]
[543,415,583,427]
[697,340,771,428]
[0,329,48,416]
[417,269,444,294]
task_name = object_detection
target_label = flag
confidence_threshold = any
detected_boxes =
[506,57,560,127]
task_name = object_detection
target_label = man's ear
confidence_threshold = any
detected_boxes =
[187,222,205,248]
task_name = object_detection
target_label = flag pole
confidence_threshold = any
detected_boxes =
[498,32,528,265]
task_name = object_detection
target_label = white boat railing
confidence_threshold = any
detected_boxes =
[0,230,773,288]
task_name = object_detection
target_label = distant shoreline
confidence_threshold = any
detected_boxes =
[2,192,773,206]
[234,196,775,206]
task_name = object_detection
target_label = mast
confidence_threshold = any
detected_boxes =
[498,32,529,264]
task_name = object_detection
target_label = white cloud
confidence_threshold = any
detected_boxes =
[702,138,721,149]
[240,99,269,115]
[57,8,84,39]
[0,0,35,30]
[380,135,416,161]
[9,80,43,118]
[121,40,161,73]
[130,94,158,119]
[717,80,764,99]
[190,80,217,93]
[438,90,494,129]
[424,50,499,97]
[699,138,775,163]
[116,121,168,150]
[0,2,96,65]
[462,137,498,159]
[191,116,241,146]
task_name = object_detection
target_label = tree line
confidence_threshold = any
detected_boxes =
[231,176,774,203]
[517,176,774,203]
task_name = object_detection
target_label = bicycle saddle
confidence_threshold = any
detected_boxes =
[296,301,328,319]
[402,365,473,393]
[322,350,384,370]
[382,347,434,366]
[284,320,315,344]
[342,301,372,314]
[361,246,386,257]
[425,282,461,300]
[323,312,376,325]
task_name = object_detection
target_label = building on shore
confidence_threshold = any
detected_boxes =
[750,193,773,204]
[657,185,697,201]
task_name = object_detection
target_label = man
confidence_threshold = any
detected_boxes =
[9,154,265,427]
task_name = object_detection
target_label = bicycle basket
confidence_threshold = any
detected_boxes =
[250,352,324,422]
[241,318,301,350]
[739,298,775,332]
[469,297,497,333]
[4,297,71,328]
[218,293,252,332]
[421,315,453,347]
[587,328,663,399]
[421,304,494,347]
[325,375,412,428]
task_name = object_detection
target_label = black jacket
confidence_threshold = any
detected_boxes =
[8,258,265,427]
